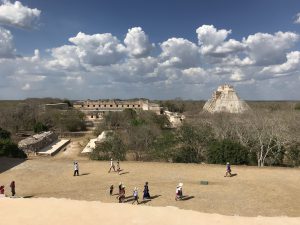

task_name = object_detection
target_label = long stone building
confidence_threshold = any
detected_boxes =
[73,99,161,119]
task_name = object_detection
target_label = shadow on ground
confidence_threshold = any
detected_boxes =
[0,157,27,173]
[181,195,195,201]
[119,171,130,175]
[80,173,90,176]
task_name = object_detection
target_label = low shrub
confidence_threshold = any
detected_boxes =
[0,139,27,158]
[207,139,249,165]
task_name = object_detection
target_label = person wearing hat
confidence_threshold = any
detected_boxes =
[108,158,116,173]
[132,187,139,205]
[175,183,183,201]
[224,162,232,177]
[73,161,79,176]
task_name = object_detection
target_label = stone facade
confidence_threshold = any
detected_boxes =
[74,99,161,119]
[203,84,250,113]
[18,131,58,155]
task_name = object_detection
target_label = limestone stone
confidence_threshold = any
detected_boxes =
[203,84,250,113]
[18,131,58,155]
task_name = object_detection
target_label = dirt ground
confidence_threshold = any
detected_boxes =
[1,155,300,217]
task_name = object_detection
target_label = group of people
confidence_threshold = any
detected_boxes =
[108,159,121,174]
[72,159,234,204]
[109,181,151,204]
[0,181,16,197]
[73,159,122,176]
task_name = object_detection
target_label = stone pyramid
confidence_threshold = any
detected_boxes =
[203,84,250,113]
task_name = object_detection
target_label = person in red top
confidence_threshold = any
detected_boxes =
[10,181,15,196]
[0,185,4,195]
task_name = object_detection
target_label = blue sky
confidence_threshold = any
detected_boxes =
[14,0,300,54]
[1,0,300,100]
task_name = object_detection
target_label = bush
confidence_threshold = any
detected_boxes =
[286,144,300,167]
[0,127,11,139]
[0,139,27,158]
[294,103,300,110]
[207,139,249,165]
[90,133,126,161]
[173,147,199,163]
[148,131,177,161]
[33,122,48,133]
[174,123,214,163]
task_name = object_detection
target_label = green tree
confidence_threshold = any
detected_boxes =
[33,122,48,133]
[0,127,11,139]
[90,132,126,160]
[207,139,249,165]
[174,123,214,163]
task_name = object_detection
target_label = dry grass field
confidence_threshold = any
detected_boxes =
[1,156,300,217]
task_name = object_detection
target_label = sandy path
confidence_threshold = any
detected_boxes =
[0,158,300,216]
[0,198,299,225]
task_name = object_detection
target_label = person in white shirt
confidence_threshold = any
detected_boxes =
[175,183,183,201]
[73,161,79,176]
[108,158,116,173]
[132,187,139,205]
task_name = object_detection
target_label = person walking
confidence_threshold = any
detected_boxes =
[10,181,15,196]
[73,161,79,176]
[116,160,121,175]
[224,162,232,177]
[118,184,126,203]
[132,187,139,205]
[0,185,4,196]
[108,158,116,173]
[175,183,183,201]
[109,185,114,196]
[143,182,151,200]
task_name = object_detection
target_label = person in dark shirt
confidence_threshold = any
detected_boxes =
[224,162,232,177]
[143,182,151,200]
[109,185,114,196]
[10,181,15,196]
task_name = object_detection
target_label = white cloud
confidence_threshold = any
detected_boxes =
[0,1,41,28]
[47,45,82,70]
[294,13,300,24]
[21,83,30,90]
[0,26,14,58]
[243,31,299,66]
[68,32,126,66]
[1,24,300,100]
[196,25,245,56]
[124,27,154,58]
[230,69,245,81]
[159,38,200,68]
[196,24,231,47]
[261,51,300,75]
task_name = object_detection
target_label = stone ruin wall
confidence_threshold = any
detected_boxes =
[18,131,58,155]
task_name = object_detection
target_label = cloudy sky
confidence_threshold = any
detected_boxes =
[0,0,300,100]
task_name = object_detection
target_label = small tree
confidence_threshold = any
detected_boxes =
[90,133,126,161]
[0,127,11,139]
[174,123,214,163]
[207,139,249,165]
[33,122,48,133]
